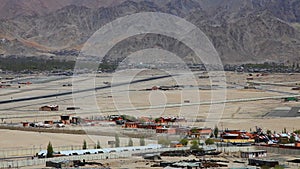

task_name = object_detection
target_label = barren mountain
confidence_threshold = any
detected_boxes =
[0,0,300,64]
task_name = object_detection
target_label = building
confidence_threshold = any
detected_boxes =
[44,120,54,125]
[46,160,74,168]
[170,141,183,148]
[66,107,80,110]
[39,105,59,111]
[60,115,70,124]
[156,127,176,134]
[188,128,212,139]
[22,122,29,127]
[124,122,139,128]
[241,150,267,158]
[248,159,279,167]
[71,116,81,124]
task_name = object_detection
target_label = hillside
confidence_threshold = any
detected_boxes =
[0,0,300,64]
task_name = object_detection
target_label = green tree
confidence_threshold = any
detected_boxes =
[266,130,272,135]
[96,140,101,149]
[294,129,300,134]
[283,127,287,133]
[214,126,219,138]
[190,128,198,133]
[115,134,120,147]
[289,135,296,143]
[128,138,133,147]
[140,137,145,146]
[47,142,54,158]
[83,140,87,150]
[190,140,199,150]
[205,138,214,145]
[179,138,188,146]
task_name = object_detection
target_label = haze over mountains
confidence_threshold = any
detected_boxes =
[0,0,300,64]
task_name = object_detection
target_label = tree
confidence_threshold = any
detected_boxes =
[266,130,272,135]
[191,128,198,133]
[214,126,219,138]
[47,142,54,158]
[294,129,300,134]
[179,138,188,146]
[205,138,214,145]
[283,127,287,133]
[128,138,133,147]
[82,140,87,150]
[140,137,145,146]
[190,140,199,150]
[115,134,120,147]
[289,135,296,143]
[96,140,101,149]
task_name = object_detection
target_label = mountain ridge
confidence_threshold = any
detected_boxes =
[0,0,300,64]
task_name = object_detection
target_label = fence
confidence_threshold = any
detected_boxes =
[0,147,188,168]
[0,144,96,159]
[255,146,300,156]
[215,143,255,153]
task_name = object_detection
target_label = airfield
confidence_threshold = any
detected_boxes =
[0,70,300,153]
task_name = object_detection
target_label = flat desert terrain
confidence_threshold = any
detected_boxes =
[0,71,299,155]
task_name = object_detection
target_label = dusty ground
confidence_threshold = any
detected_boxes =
[0,71,299,166]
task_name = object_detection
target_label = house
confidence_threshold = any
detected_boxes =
[22,122,29,127]
[39,105,59,111]
[241,150,267,158]
[188,128,212,139]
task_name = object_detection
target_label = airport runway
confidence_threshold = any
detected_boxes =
[0,74,172,105]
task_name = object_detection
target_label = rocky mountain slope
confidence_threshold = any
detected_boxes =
[0,0,300,64]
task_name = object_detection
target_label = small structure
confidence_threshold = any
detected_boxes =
[248,159,279,167]
[283,97,298,102]
[71,116,81,124]
[124,122,139,128]
[22,122,29,127]
[61,115,70,124]
[39,105,59,111]
[170,141,183,148]
[188,128,212,139]
[46,160,74,168]
[44,120,54,125]
[66,107,80,110]
[143,154,161,161]
[156,127,176,134]
[240,150,267,158]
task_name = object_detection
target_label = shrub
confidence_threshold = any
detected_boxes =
[205,138,214,145]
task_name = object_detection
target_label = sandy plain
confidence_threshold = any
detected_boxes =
[0,71,299,155]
